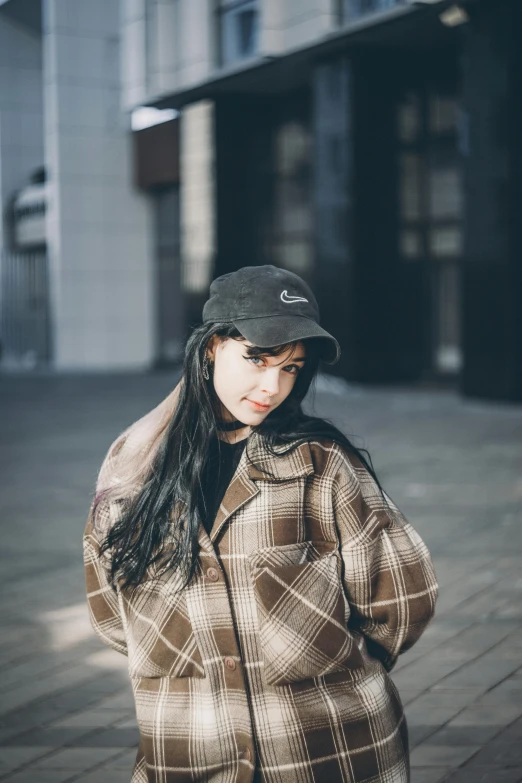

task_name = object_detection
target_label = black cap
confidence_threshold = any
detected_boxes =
[202,265,340,364]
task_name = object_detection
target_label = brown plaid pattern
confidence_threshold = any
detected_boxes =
[84,432,438,783]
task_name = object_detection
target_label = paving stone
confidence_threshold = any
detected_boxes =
[0,770,74,783]
[49,708,133,730]
[405,690,483,728]
[0,727,99,748]
[409,726,438,748]
[72,727,139,748]
[410,745,481,768]
[501,715,522,740]
[411,769,452,783]
[33,746,125,770]
[1,375,522,783]
[0,670,115,717]
[477,678,522,707]
[432,655,521,691]
[423,724,504,746]
[101,747,139,768]
[395,688,428,706]
[74,769,132,783]
[0,746,56,772]
[450,703,522,727]
[468,736,522,768]
[112,716,139,729]
[92,691,136,711]
[444,768,522,783]
[392,659,468,693]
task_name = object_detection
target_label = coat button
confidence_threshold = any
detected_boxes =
[206,567,219,581]
[224,656,236,670]
[239,748,251,761]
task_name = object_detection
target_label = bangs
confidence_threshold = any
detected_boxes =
[223,327,302,361]
[245,341,300,360]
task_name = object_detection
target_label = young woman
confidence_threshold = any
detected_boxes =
[84,265,438,783]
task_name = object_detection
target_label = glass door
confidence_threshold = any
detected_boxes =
[397,83,463,378]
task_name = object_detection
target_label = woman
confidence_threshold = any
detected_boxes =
[84,265,438,783]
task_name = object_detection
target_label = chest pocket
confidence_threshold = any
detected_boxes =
[119,562,205,680]
[249,540,364,686]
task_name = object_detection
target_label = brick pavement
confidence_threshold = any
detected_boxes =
[0,372,521,783]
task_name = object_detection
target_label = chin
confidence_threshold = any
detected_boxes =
[238,414,262,426]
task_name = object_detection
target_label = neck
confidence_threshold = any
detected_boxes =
[217,424,251,444]
[216,418,245,431]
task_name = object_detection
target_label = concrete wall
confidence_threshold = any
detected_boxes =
[0,11,43,249]
[261,0,336,54]
[44,0,154,369]
[121,0,337,105]
[121,0,216,111]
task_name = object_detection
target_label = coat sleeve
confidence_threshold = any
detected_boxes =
[83,502,128,657]
[332,448,438,672]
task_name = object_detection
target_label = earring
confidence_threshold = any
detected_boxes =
[202,354,210,380]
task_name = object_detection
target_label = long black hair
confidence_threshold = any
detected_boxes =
[98,322,388,592]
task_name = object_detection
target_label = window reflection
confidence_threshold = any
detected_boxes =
[341,0,406,23]
[220,0,259,66]
[400,153,422,221]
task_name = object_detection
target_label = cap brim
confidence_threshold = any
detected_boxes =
[232,315,340,364]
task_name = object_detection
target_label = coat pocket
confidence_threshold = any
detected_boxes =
[249,540,364,686]
[120,565,205,680]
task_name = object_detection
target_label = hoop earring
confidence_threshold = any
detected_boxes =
[202,354,210,381]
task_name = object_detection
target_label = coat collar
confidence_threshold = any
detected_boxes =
[199,430,315,548]
[245,430,315,482]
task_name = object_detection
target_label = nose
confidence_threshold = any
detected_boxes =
[260,367,280,398]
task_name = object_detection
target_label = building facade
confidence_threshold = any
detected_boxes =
[120,0,522,402]
[0,0,159,371]
[1,0,520,401]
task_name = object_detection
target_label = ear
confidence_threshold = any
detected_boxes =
[206,334,220,361]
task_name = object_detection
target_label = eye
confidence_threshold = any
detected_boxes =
[244,355,265,366]
[284,364,301,375]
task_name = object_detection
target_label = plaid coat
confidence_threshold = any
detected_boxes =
[84,431,438,783]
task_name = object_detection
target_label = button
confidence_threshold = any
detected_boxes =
[224,656,236,670]
[238,748,251,761]
[206,567,219,582]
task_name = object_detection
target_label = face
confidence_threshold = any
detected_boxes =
[206,336,306,425]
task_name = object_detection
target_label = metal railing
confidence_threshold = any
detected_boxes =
[0,249,51,368]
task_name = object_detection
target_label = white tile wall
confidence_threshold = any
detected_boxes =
[44,0,154,370]
[52,34,108,84]
[123,0,147,25]
[120,12,147,110]
[48,0,120,37]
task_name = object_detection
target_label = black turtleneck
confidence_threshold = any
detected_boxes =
[201,435,247,535]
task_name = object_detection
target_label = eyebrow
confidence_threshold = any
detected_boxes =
[275,355,306,365]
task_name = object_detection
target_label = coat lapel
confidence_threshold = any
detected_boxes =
[207,430,315,544]
[208,444,259,544]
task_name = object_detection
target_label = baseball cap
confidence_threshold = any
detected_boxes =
[202,265,340,364]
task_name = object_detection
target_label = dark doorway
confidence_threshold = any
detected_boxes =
[396,68,463,384]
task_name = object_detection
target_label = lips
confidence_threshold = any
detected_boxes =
[246,399,271,411]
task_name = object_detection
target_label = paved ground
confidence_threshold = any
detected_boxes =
[0,371,521,783]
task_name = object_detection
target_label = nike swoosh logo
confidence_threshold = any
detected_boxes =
[280,290,309,304]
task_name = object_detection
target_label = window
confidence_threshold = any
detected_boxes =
[219,0,259,66]
[340,0,405,24]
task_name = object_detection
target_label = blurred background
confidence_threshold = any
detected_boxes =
[1,1,522,782]
[1,0,520,401]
